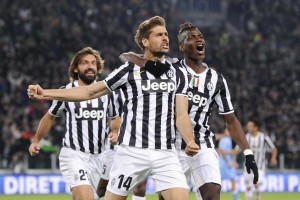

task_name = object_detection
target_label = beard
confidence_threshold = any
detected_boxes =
[78,70,97,85]
[151,50,167,58]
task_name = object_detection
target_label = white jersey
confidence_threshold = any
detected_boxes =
[105,89,124,151]
[49,80,118,154]
[104,61,188,149]
[245,131,276,170]
[175,59,234,149]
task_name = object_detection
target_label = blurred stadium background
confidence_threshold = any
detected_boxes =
[0,0,299,198]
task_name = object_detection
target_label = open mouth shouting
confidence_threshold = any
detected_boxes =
[196,44,205,55]
[162,42,169,50]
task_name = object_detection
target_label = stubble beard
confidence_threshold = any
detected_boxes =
[151,50,167,59]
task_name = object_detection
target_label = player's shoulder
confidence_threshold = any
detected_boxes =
[258,131,268,138]
[169,60,188,79]
[64,80,79,89]
[165,56,180,64]
[205,63,223,77]
[60,82,71,89]
[113,62,135,73]
[169,60,182,69]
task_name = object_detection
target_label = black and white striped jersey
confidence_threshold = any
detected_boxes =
[245,132,276,170]
[105,89,124,151]
[104,61,188,149]
[175,59,234,149]
[48,80,118,154]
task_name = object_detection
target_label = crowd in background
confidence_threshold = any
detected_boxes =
[0,0,299,172]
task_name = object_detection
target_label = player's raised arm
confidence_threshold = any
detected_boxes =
[27,81,110,102]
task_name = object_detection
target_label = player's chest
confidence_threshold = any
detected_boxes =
[186,74,214,107]
[127,77,177,94]
[68,96,108,120]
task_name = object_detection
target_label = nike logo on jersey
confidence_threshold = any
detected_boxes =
[133,70,145,75]
[75,108,104,120]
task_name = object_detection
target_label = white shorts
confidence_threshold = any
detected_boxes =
[107,145,188,196]
[177,148,221,189]
[99,148,116,180]
[244,169,265,188]
[59,147,103,199]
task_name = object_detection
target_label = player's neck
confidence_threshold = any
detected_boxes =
[185,57,206,74]
[78,79,93,86]
[143,51,165,62]
[251,131,258,136]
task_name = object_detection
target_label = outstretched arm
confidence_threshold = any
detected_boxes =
[28,81,110,101]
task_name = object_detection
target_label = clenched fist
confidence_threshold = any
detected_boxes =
[185,140,199,156]
[27,84,44,100]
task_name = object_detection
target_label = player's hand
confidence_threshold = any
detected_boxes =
[29,143,40,156]
[108,131,118,145]
[245,151,259,184]
[119,52,146,66]
[27,84,44,100]
[271,158,277,166]
[185,141,199,157]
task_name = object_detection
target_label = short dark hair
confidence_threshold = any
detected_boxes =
[249,119,261,128]
[178,22,198,44]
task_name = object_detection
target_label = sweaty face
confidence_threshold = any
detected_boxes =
[77,54,98,85]
[181,29,205,60]
[144,26,169,57]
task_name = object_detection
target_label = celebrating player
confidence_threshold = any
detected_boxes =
[29,47,120,200]
[27,16,199,200]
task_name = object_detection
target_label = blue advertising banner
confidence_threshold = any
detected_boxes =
[0,173,299,195]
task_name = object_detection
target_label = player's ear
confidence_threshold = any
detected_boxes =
[179,44,185,52]
[142,38,149,48]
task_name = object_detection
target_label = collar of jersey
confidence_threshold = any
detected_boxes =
[73,80,96,87]
[182,59,208,76]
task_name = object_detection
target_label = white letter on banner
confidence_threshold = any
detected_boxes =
[288,175,299,192]
[279,175,284,192]
[39,176,50,194]
[49,176,63,193]
[26,176,38,194]
[267,175,279,192]
[19,176,24,194]
[4,176,18,194]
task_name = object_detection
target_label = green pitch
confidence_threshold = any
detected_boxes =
[0,193,299,200]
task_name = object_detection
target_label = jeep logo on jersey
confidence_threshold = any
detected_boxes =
[141,79,175,93]
[187,90,209,107]
[75,108,104,120]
